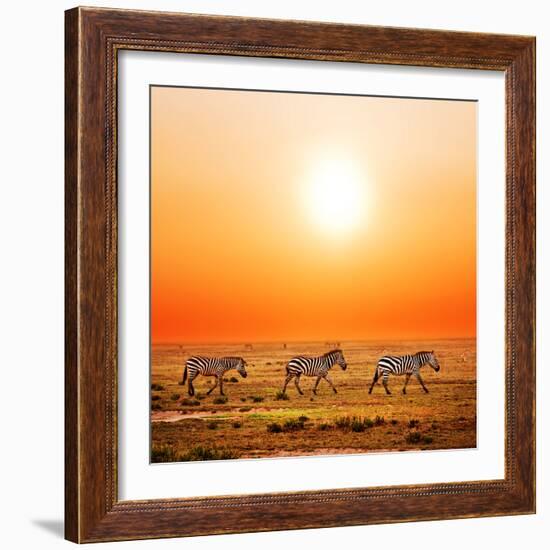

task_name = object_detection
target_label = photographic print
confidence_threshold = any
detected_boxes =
[150,85,477,463]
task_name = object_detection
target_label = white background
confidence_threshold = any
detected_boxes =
[0,1,546,549]
[119,53,505,500]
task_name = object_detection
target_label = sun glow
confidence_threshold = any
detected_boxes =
[305,157,366,236]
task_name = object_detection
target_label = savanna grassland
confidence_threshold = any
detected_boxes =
[151,339,476,462]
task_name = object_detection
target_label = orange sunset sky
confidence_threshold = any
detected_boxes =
[151,86,476,344]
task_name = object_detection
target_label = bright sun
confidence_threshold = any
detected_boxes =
[305,157,365,236]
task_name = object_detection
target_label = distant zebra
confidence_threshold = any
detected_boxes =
[369,351,440,395]
[182,356,248,397]
[282,349,347,395]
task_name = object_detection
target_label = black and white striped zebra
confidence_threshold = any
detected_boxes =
[282,349,347,395]
[369,351,440,395]
[182,356,248,397]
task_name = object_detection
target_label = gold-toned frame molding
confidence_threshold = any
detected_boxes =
[65,7,535,543]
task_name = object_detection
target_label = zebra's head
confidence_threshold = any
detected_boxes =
[428,351,440,372]
[236,358,248,378]
[329,349,347,371]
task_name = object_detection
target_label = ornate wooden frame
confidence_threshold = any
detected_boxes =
[65,6,536,543]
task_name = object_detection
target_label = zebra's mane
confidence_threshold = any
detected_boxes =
[324,349,342,357]
[224,356,244,362]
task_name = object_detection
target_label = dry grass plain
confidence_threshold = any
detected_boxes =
[151,339,476,462]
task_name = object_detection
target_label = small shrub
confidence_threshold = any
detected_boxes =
[239,406,252,412]
[229,377,239,383]
[151,402,162,411]
[266,362,272,366]
[406,431,422,444]
[180,446,240,461]
[267,422,282,433]
[213,396,228,405]
[334,416,351,430]
[374,415,385,426]
[240,397,247,402]
[351,418,366,432]
[251,396,264,403]
[283,418,305,431]
[335,416,373,431]
[318,422,331,431]
[390,419,398,425]
[170,393,180,401]
[422,435,434,444]
[232,421,242,429]
[431,421,438,430]
[180,398,200,407]
[151,394,161,401]
[151,383,164,391]
[151,445,176,462]
[298,415,309,422]
[274,390,289,401]
[206,422,218,430]
[408,419,420,429]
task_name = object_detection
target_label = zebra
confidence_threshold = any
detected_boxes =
[181,356,248,397]
[282,349,347,396]
[368,351,440,395]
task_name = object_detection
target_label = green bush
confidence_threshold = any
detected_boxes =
[180,446,240,461]
[206,422,218,430]
[422,435,434,444]
[374,415,385,426]
[170,393,180,401]
[351,418,366,432]
[283,418,305,431]
[335,416,373,432]
[318,422,331,431]
[274,390,289,401]
[267,422,282,433]
[180,398,200,407]
[405,431,422,444]
[408,419,420,429]
[298,415,309,422]
[334,416,351,430]
[390,419,398,425]
[151,445,176,462]
[151,394,161,401]
[251,396,264,403]
[232,421,242,429]
[213,396,228,405]
[151,402,162,411]
[151,383,164,391]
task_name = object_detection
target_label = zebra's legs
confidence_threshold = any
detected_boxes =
[368,367,380,394]
[382,373,392,395]
[294,374,304,395]
[415,371,429,393]
[206,376,218,395]
[188,373,198,396]
[282,374,294,394]
[324,374,337,394]
[219,376,225,396]
[313,376,322,395]
[402,373,412,394]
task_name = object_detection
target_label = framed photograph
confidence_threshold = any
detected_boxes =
[65,7,535,543]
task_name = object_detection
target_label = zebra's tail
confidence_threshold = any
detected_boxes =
[181,364,188,385]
